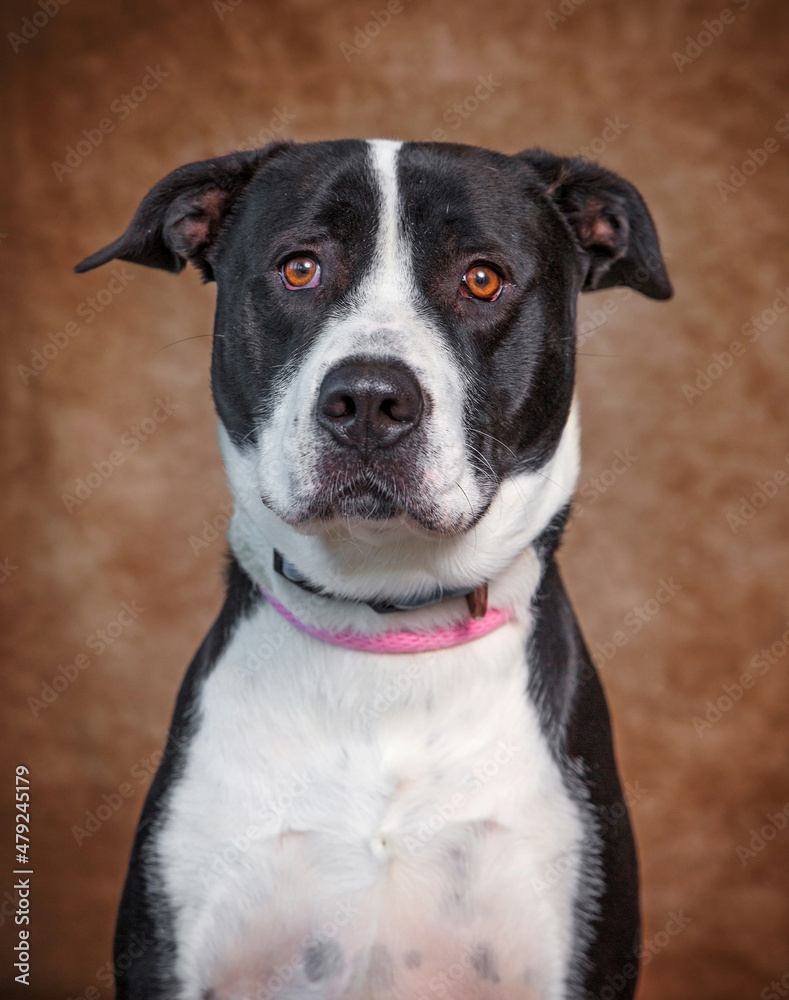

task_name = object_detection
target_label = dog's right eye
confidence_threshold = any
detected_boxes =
[281,256,320,289]
[460,264,503,301]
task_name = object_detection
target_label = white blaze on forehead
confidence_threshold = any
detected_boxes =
[363,139,408,309]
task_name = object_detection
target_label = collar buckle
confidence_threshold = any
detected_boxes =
[466,583,489,620]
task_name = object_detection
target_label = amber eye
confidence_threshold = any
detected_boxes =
[281,255,320,289]
[461,264,503,301]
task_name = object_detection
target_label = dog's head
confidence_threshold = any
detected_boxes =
[78,139,670,595]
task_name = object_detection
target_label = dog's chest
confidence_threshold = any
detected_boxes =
[156,604,585,1000]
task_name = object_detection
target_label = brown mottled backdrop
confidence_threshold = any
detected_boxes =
[1,0,788,996]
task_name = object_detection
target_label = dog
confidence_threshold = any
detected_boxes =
[77,138,671,1000]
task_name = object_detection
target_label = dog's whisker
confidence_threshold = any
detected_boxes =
[156,333,215,352]
[473,429,519,462]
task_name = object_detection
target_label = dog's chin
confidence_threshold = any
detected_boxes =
[263,486,479,538]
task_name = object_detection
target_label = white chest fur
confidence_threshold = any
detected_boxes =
[156,603,586,1000]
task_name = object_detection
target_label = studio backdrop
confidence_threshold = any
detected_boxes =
[1,0,788,997]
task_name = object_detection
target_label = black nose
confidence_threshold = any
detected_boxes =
[317,361,423,455]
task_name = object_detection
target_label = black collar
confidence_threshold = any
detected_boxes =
[273,550,489,619]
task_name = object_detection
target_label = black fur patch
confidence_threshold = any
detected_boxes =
[526,561,639,998]
[112,558,262,999]
[303,939,344,982]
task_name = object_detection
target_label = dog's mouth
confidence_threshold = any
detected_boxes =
[263,466,485,536]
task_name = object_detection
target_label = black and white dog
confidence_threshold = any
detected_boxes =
[77,138,671,1000]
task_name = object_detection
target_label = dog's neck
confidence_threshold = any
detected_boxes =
[271,548,487,616]
[219,401,580,634]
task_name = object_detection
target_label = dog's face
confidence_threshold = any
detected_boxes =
[78,139,670,544]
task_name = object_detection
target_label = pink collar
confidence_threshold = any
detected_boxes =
[260,586,514,654]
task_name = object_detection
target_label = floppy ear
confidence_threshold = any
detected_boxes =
[517,149,672,300]
[75,142,289,281]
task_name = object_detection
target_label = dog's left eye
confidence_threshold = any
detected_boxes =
[281,256,321,289]
[460,264,503,301]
